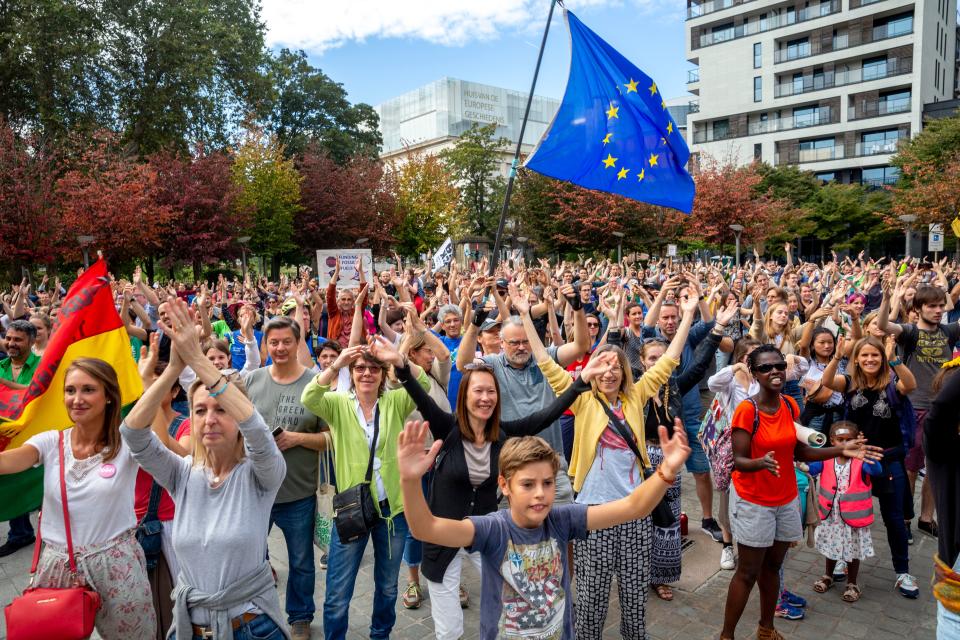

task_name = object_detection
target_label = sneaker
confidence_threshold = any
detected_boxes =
[906,521,914,545]
[832,560,848,583]
[701,518,724,543]
[895,573,919,599]
[0,537,35,558]
[780,589,807,608]
[290,621,311,640]
[918,519,939,538]
[720,545,736,570]
[459,585,469,609]
[319,553,328,570]
[774,602,805,620]
[402,582,423,609]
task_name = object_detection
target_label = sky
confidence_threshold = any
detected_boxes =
[260,0,695,107]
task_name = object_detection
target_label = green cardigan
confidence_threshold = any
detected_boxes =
[301,368,429,523]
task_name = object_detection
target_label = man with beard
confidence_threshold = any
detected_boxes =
[0,319,41,556]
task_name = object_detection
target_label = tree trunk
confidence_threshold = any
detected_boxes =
[271,255,281,281]
[193,258,202,284]
[145,256,155,284]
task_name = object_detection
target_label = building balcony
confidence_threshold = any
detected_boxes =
[862,175,898,187]
[849,0,888,9]
[689,99,701,113]
[774,57,912,97]
[848,96,911,120]
[693,128,737,143]
[748,106,835,134]
[687,0,756,20]
[695,0,840,49]
[687,68,700,83]
[855,139,901,156]
[775,137,902,164]
[773,22,913,64]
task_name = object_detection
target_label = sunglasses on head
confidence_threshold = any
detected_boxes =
[752,362,787,373]
[464,362,494,372]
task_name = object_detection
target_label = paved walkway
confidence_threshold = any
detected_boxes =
[0,473,939,639]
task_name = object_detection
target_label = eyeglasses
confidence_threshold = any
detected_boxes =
[464,362,494,372]
[504,339,530,348]
[352,365,383,374]
[752,362,787,373]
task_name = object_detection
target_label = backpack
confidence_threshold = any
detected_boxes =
[707,395,797,492]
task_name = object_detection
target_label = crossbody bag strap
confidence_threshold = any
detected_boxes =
[364,405,380,484]
[27,513,43,575]
[594,394,649,471]
[57,430,78,575]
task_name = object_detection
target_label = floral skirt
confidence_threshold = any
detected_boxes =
[34,528,156,640]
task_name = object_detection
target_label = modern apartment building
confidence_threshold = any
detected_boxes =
[685,0,957,187]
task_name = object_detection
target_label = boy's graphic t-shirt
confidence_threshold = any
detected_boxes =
[469,503,589,640]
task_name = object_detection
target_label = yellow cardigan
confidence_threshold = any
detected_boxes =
[539,355,679,492]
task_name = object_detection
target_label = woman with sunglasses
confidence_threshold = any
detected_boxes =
[392,347,612,640]
[721,344,884,640]
[524,288,699,640]
[300,334,429,640]
[816,335,921,599]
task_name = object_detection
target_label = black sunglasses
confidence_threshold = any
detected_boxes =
[752,362,787,373]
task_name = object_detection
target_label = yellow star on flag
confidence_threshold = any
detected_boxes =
[667,122,674,135]
[602,133,613,145]
[660,137,666,146]
[606,102,619,119]
[617,167,629,180]
[648,153,659,167]
[602,153,618,168]
[624,78,639,93]
[649,82,657,96]
[661,99,666,109]
[637,168,645,181]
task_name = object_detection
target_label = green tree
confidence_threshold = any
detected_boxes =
[440,123,508,239]
[754,164,821,250]
[263,49,382,162]
[391,151,463,258]
[231,125,301,279]
[892,114,960,185]
[804,183,894,252]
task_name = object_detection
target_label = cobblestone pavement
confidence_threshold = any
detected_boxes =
[0,473,938,639]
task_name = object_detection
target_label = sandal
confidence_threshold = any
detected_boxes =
[813,575,834,593]
[842,583,861,602]
[653,584,674,601]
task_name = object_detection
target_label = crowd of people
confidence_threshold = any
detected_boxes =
[0,242,956,640]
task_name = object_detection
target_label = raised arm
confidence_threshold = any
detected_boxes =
[556,283,590,366]
[394,362,458,440]
[819,336,850,392]
[663,291,698,363]
[512,283,550,365]
[876,275,903,337]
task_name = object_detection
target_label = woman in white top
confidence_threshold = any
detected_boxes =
[0,358,157,639]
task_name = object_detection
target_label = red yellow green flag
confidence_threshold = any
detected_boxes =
[0,259,142,520]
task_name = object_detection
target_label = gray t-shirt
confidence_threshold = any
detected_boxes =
[245,367,321,503]
[899,323,960,410]
[468,504,588,640]
[482,346,564,465]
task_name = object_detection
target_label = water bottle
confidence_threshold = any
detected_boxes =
[680,512,688,537]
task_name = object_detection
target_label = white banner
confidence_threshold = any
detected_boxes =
[929,224,944,252]
[316,249,374,288]
[432,238,454,272]
[667,244,678,257]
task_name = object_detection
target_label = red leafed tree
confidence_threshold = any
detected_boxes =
[55,132,176,263]
[892,153,960,226]
[297,149,398,254]
[687,160,783,245]
[0,121,66,272]
[150,149,247,278]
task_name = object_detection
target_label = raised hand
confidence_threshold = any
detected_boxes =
[508,283,529,316]
[137,332,160,384]
[715,299,738,327]
[366,333,403,367]
[659,419,691,478]
[679,288,699,315]
[580,351,617,383]
[156,296,205,365]
[397,420,443,481]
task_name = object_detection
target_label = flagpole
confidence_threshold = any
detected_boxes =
[488,0,558,275]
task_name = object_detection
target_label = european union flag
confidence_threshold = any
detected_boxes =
[524,10,695,213]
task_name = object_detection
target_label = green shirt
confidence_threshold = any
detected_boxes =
[211,320,232,341]
[0,351,40,384]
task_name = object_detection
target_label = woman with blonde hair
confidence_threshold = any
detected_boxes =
[750,289,809,409]
[0,357,156,639]
[121,297,289,639]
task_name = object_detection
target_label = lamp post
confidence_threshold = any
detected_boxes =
[517,236,528,262]
[898,214,917,258]
[77,235,96,269]
[729,224,744,267]
[612,231,625,263]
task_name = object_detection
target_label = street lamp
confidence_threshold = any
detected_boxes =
[898,214,917,258]
[237,236,251,281]
[612,231,625,263]
[729,224,745,267]
[77,235,96,269]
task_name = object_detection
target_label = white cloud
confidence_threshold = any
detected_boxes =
[262,0,678,53]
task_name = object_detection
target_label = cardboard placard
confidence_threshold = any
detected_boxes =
[316,249,374,288]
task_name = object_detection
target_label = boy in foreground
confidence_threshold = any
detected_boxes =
[397,419,691,640]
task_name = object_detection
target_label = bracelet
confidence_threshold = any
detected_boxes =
[656,465,676,485]
[209,379,230,398]
[888,359,902,367]
[205,374,226,392]
[714,322,728,328]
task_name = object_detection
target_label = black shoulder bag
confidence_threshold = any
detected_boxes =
[333,405,381,543]
[595,395,677,528]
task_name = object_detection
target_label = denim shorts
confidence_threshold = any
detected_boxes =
[729,484,802,548]
[684,423,710,474]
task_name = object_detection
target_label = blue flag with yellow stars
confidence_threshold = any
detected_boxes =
[524,9,695,213]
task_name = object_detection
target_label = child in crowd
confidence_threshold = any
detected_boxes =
[396,419,691,640]
[810,421,883,603]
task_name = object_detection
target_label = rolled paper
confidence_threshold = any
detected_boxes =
[795,423,827,448]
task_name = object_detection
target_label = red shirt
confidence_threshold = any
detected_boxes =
[564,354,591,416]
[133,418,191,522]
[731,397,799,507]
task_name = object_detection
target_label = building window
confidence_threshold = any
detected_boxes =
[879,89,911,115]
[861,166,900,187]
[754,143,762,160]
[713,119,730,139]
[799,137,837,161]
[784,37,810,61]
[875,12,913,39]
[860,128,903,155]
[754,43,762,68]
[754,76,762,102]
[862,56,887,81]
[792,72,804,95]
[793,106,819,128]
[815,172,835,183]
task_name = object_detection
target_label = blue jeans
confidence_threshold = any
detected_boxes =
[269,495,316,624]
[7,513,34,544]
[875,460,910,574]
[324,509,409,640]
[187,613,283,640]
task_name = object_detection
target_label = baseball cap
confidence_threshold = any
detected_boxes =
[479,317,502,332]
